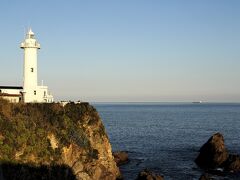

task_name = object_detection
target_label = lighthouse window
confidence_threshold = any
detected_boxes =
[31,68,34,72]
[34,91,36,95]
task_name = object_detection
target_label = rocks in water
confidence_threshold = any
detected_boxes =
[113,151,129,166]
[136,169,164,180]
[224,154,240,172]
[195,133,228,169]
[195,132,240,176]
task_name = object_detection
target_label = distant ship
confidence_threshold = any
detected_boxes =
[192,101,203,104]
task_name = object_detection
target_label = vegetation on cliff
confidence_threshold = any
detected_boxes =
[0,98,120,180]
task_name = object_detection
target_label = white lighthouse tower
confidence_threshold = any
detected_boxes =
[20,29,53,103]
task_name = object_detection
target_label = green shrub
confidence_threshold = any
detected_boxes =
[0,100,104,167]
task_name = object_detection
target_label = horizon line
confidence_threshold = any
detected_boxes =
[89,101,240,104]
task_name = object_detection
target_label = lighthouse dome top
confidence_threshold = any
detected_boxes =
[26,28,35,39]
[28,28,34,34]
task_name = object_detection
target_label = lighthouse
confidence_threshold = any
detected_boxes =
[0,29,53,103]
[20,29,53,103]
[20,29,39,102]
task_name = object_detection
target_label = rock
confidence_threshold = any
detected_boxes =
[136,169,164,180]
[224,154,240,172]
[195,133,240,176]
[0,99,121,180]
[199,173,212,180]
[113,151,129,166]
[195,133,228,169]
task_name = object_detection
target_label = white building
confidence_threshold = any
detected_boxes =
[0,86,23,103]
[0,29,53,103]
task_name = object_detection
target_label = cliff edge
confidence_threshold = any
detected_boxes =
[0,99,120,180]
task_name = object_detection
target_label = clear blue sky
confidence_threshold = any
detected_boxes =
[0,0,240,102]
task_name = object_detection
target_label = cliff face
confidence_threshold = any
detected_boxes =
[0,99,120,180]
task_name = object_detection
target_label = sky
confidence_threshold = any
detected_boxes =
[0,0,240,102]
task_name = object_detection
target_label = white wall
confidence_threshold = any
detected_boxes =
[1,96,20,103]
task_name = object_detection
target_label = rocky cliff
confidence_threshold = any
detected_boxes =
[0,99,120,180]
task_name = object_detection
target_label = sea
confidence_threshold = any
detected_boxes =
[94,103,240,180]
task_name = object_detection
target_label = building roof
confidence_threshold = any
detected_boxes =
[0,86,23,90]
[0,93,22,97]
